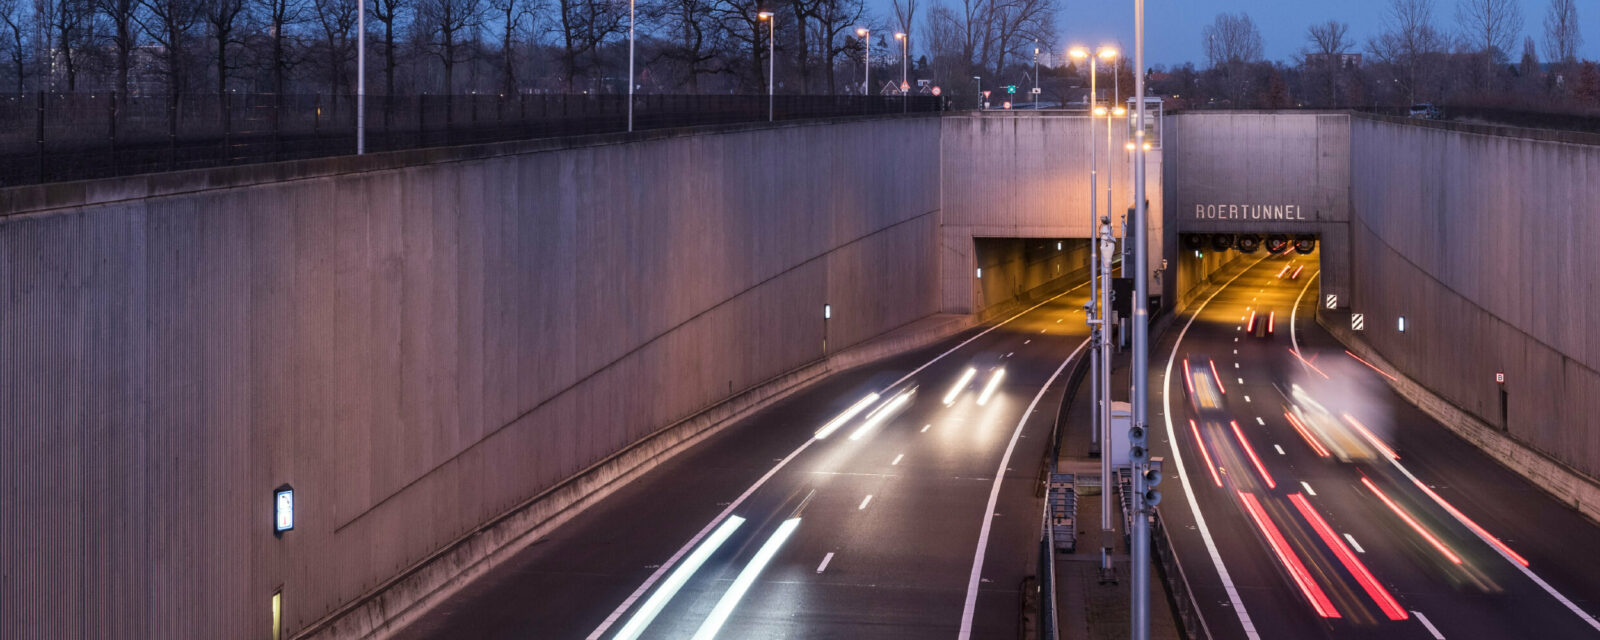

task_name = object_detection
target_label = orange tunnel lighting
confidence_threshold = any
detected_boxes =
[1289,493,1409,621]
[1239,491,1341,618]
[1361,477,1463,565]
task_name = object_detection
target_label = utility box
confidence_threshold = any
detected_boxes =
[1110,401,1132,467]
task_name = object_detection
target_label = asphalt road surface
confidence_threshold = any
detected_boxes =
[1155,252,1600,640]
[395,276,1095,640]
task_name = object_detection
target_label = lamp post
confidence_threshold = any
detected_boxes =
[356,0,365,154]
[895,32,907,112]
[759,11,774,121]
[628,0,635,131]
[1131,0,1152,637]
[972,75,982,109]
[857,28,869,96]
[1032,41,1039,109]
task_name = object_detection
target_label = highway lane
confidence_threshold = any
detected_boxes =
[1156,253,1600,639]
[393,276,1094,640]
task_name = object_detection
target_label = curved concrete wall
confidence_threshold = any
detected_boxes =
[1348,115,1600,481]
[0,118,941,638]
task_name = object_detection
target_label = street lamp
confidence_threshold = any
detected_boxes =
[759,11,775,121]
[1033,41,1039,109]
[357,0,365,154]
[1131,0,1153,637]
[857,28,869,96]
[973,75,982,109]
[895,32,907,112]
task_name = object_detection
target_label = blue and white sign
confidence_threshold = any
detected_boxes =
[274,485,295,535]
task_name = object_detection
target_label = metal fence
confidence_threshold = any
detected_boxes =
[1151,507,1212,640]
[0,92,944,188]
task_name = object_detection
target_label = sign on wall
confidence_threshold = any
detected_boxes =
[1325,294,1338,309]
[1351,313,1364,331]
[1192,204,1308,221]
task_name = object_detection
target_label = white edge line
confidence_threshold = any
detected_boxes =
[1163,256,1267,640]
[816,552,835,574]
[957,338,1088,639]
[590,276,1093,639]
[1384,455,1600,632]
[1411,610,1446,639]
[1289,270,1321,356]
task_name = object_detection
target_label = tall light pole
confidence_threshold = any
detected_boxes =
[1032,41,1039,109]
[895,32,907,112]
[857,28,869,96]
[356,0,365,154]
[1071,44,1113,578]
[1131,0,1153,637]
[628,0,635,131]
[759,11,775,121]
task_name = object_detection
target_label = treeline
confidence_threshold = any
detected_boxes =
[1152,0,1599,112]
[0,0,1058,98]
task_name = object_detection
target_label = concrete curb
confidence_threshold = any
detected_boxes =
[293,313,974,640]
[1319,314,1600,526]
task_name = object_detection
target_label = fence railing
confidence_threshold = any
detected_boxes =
[0,92,944,188]
[1151,507,1212,640]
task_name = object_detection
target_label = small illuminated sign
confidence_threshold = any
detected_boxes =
[274,485,294,535]
[1397,316,1407,333]
[1496,372,1505,383]
[823,304,832,319]
[932,86,942,96]
[976,268,983,279]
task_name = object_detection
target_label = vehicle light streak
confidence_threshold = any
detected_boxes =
[612,516,746,640]
[1289,493,1409,621]
[1191,420,1223,487]
[1291,265,1304,279]
[1277,264,1291,279]
[1284,411,1331,457]
[943,367,978,405]
[1342,414,1399,460]
[1408,478,1529,567]
[976,368,1005,405]
[1288,347,1330,379]
[690,517,801,640]
[1210,360,1226,394]
[1238,492,1340,618]
[849,391,913,440]
[1361,477,1462,565]
[1247,310,1258,333]
[1345,350,1399,381]
[1183,358,1194,395]
[1267,311,1275,335]
[1231,420,1275,489]
[814,393,880,439]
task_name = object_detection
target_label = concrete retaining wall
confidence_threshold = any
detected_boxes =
[1347,114,1600,483]
[0,117,944,639]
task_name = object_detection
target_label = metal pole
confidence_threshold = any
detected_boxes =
[901,35,908,112]
[1033,41,1038,109]
[357,0,365,154]
[628,0,634,132]
[769,17,775,121]
[1131,0,1151,637]
[862,30,869,96]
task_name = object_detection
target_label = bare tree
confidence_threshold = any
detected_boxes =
[1542,0,1580,64]
[45,0,95,89]
[1369,0,1448,103]
[416,0,480,93]
[1201,11,1263,68]
[981,0,1054,78]
[312,0,356,96]
[0,0,27,91]
[554,0,623,90]
[203,0,248,95]
[95,0,136,95]
[1305,20,1350,106]
[1456,0,1522,84]
[368,0,406,96]
[810,0,861,92]
[488,0,532,94]
[644,0,723,91]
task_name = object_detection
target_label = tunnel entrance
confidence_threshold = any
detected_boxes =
[971,237,1094,321]
[1173,232,1323,312]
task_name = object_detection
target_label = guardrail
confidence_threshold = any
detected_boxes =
[0,92,944,188]
[1151,507,1212,640]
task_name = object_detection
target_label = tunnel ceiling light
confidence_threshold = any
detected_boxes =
[1294,235,1317,254]
[1265,234,1289,254]
[1210,234,1233,252]
[1236,234,1260,253]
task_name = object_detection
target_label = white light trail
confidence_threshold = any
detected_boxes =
[690,518,801,640]
[976,369,1006,406]
[849,391,913,441]
[943,368,978,405]
[612,516,746,640]
[814,393,880,439]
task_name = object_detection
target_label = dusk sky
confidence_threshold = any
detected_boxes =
[871,0,1599,68]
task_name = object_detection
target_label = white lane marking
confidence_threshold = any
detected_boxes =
[1255,417,1265,425]
[591,278,1096,639]
[858,495,873,510]
[1289,270,1321,355]
[1243,395,1251,403]
[1412,610,1446,639]
[1237,378,1244,385]
[1233,349,1237,354]
[1234,363,1240,369]
[1274,445,1286,455]
[1382,454,1600,631]
[1344,533,1366,553]
[1300,481,1316,496]
[816,552,835,574]
[1005,352,1014,358]
[891,454,904,466]
[958,340,1088,639]
[921,424,931,433]
[1162,255,1268,640]
[1024,339,1031,345]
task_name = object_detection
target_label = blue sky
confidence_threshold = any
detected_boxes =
[875,0,1599,67]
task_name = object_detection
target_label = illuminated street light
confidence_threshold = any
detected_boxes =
[857,28,870,95]
[895,32,908,112]
[758,12,775,121]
